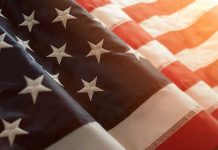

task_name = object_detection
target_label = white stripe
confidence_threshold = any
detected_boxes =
[140,0,218,37]
[111,0,157,8]
[91,5,177,70]
[91,4,132,30]
[176,31,218,71]
[214,86,218,94]
[137,40,177,69]
[185,81,218,112]
[109,84,201,150]
[47,122,125,150]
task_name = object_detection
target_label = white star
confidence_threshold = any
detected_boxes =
[86,39,109,63]
[52,7,77,29]
[51,73,63,86]
[78,77,104,101]
[19,11,39,32]
[19,75,51,104]
[126,49,145,61]
[48,72,63,86]
[0,9,6,19]
[47,44,72,65]
[0,33,13,51]
[0,118,28,146]
[16,37,33,52]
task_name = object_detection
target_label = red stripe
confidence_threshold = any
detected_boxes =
[123,0,195,23]
[161,61,200,91]
[195,60,218,88]
[157,111,218,150]
[76,0,110,12]
[156,6,218,54]
[112,21,153,49]
[212,109,218,120]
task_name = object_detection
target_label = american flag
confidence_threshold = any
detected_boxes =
[0,0,218,149]
[76,0,218,118]
[0,15,124,150]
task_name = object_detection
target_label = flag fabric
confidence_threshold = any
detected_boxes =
[75,0,218,119]
[113,0,218,96]
[114,0,218,118]
[0,0,218,150]
[120,0,218,119]
[0,27,125,149]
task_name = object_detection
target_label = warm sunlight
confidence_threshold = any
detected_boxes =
[0,0,218,149]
